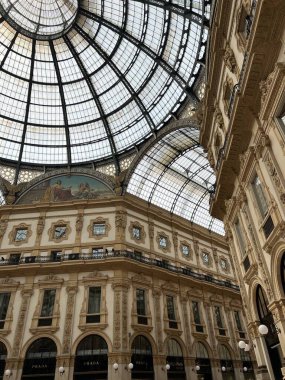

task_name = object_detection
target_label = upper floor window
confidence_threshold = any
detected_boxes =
[38,289,56,327]
[0,293,11,329]
[159,236,167,248]
[181,244,190,257]
[132,226,141,240]
[234,218,246,254]
[166,295,177,329]
[54,225,67,240]
[136,289,147,325]
[15,228,28,242]
[251,175,268,217]
[234,310,245,338]
[202,251,209,265]
[220,258,228,271]
[192,301,203,333]
[214,305,226,336]
[86,286,101,323]
[93,222,106,236]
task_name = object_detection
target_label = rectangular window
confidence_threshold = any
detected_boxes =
[93,223,106,236]
[252,175,268,217]
[167,295,177,328]
[136,289,147,325]
[0,293,11,329]
[243,255,251,272]
[192,301,204,333]
[15,228,28,241]
[214,306,226,335]
[86,287,101,323]
[262,215,274,238]
[235,219,246,254]
[9,253,21,265]
[234,310,245,338]
[38,289,56,327]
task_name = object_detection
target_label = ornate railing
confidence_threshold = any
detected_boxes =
[0,250,240,291]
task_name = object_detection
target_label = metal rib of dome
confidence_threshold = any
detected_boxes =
[0,0,210,171]
[127,127,224,235]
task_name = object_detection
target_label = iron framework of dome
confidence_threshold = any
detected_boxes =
[0,0,211,175]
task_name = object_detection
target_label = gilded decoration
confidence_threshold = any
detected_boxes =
[87,217,111,240]
[180,240,192,260]
[128,221,146,244]
[156,231,171,253]
[8,223,32,246]
[48,220,71,243]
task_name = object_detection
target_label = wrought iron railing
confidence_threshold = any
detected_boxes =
[0,250,240,291]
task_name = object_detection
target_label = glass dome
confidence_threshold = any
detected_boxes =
[0,0,210,170]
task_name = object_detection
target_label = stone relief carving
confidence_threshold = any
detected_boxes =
[265,153,285,204]
[224,43,238,75]
[259,71,275,105]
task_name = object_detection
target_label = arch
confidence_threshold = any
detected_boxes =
[20,334,61,360]
[0,341,7,379]
[73,334,108,380]
[281,252,285,296]
[131,335,154,380]
[194,341,213,380]
[193,340,212,358]
[218,344,235,378]
[71,331,112,356]
[271,247,285,298]
[130,331,158,356]
[22,337,57,380]
[164,336,188,357]
[165,338,186,380]
[218,344,233,360]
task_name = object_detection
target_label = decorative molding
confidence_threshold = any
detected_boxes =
[62,286,78,354]
[8,223,32,246]
[156,231,171,253]
[48,220,71,243]
[87,217,111,240]
[224,42,238,75]
[128,221,146,244]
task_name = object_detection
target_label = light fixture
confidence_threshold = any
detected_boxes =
[258,324,268,335]
[128,363,134,370]
[244,344,250,351]
[243,366,248,372]
[59,367,65,376]
[166,364,170,371]
[238,340,246,349]
[221,366,226,372]
[195,365,200,371]
[113,363,119,371]
[4,369,11,378]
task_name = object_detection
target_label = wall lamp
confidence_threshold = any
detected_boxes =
[194,365,200,371]
[113,363,119,371]
[162,364,170,371]
[238,340,255,350]
[221,366,226,372]
[125,363,134,371]
[259,323,281,335]
[59,367,65,376]
[4,369,12,378]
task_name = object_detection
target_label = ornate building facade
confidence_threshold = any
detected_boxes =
[0,171,254,380]
[201,0,285,379]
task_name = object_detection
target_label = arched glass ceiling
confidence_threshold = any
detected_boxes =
[0,0,210,171]
[127,127,224,235]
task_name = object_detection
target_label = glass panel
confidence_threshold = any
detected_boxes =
[40,289,56,317]
[93,223,106,236]
[15,228,27,241]
[166,295,176,321]
[192,301,201,325]
[214,306,223,328]
[133,226,141,240]
[136,289,146,316]
[88,287,101,315]
[53,225,67,239]
[234,310,243,331]
[0,293,10,323]
[252,175,268,217]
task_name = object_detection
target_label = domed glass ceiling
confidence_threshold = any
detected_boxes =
[0,0,210,170]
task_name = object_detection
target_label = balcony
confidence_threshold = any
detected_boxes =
[0,250,240,292]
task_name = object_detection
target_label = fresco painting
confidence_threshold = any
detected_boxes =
[17,175,114,204]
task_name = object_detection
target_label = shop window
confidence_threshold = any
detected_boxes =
[86,287,101,323]
[131,335,154,380]
[166,339,185,378]
[38,289,56,327]
[0,293,11,329]
[0,342,7,379]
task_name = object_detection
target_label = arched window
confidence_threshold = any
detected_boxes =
[219,345,234,379]
[131,335,154,380]
[74,335,108,380]
[166,339,185,380]
[0,341,7,380]
[22,338,57,380]
[195,342,212,380]
[281,253,285,295]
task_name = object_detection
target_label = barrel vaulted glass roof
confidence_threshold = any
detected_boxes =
[0,0,210,171]
[127,127,224,234]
